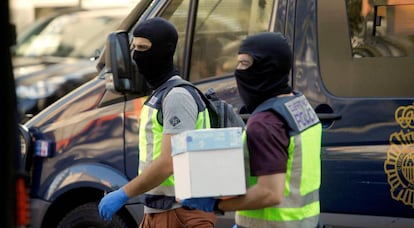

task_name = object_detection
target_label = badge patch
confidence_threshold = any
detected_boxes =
[384,104,414,208]
[284,95,319,131]
[169,116,181,127]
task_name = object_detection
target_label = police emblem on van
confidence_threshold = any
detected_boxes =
[384,104,414,208]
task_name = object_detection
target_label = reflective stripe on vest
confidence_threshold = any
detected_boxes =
[236,93,322,227]
[139,89,210,196]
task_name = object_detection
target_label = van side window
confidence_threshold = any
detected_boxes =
[347,0,414,58]
[318,0,414,97]
[160,0,191,74]
[190,0,273,81]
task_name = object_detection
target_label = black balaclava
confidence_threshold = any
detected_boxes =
[132,17,179,89]
[235,32,293,113]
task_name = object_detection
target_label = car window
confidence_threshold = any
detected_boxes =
[156,0,273,82]
[120,0,250,96]
[15,9,126,59]
[190,0,273,81]
[347,0,414,57]
[318,0,414,97]
[159,0,191,77]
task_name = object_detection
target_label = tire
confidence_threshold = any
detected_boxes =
[352,46,381,57]
[57,202,131,228]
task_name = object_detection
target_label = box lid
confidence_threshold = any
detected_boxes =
[172,127,242,155]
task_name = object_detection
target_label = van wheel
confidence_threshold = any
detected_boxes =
[57,202,130,228]
[352,45,381,57]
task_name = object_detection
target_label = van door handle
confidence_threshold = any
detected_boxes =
[317,113,342,121]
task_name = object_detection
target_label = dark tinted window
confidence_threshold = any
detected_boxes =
[190,0,273,81]
[318,0,414,97]
[157,0,273,82]
[160,0,190,76]
[347,0,414,58]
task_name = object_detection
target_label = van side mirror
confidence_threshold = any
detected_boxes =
[104,31,149,95]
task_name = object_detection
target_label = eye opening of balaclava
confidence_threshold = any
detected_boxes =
[132,17,179,89]
[235,32,293,113]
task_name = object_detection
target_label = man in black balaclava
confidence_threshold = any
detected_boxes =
[182,32,322,227]
[132,17,180,89]
[98,17,217,228]
[235,32,293,113]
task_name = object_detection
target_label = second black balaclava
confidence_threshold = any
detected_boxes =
[132,17,179,89]
[235,32,293,113]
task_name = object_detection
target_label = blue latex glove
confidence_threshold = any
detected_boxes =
[181,197,217,212]
[98,188,129,221]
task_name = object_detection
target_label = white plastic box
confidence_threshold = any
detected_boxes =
[171,127,246,200]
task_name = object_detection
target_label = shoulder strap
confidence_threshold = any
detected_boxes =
[160,79,193,92]
[162,79,218,113]
[159,79,219,127]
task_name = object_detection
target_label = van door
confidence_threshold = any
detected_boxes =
[124,0,278,122]
[293,0,414,224]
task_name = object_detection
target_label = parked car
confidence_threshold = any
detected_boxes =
[12,7,129,122]
[18,0,414,227]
